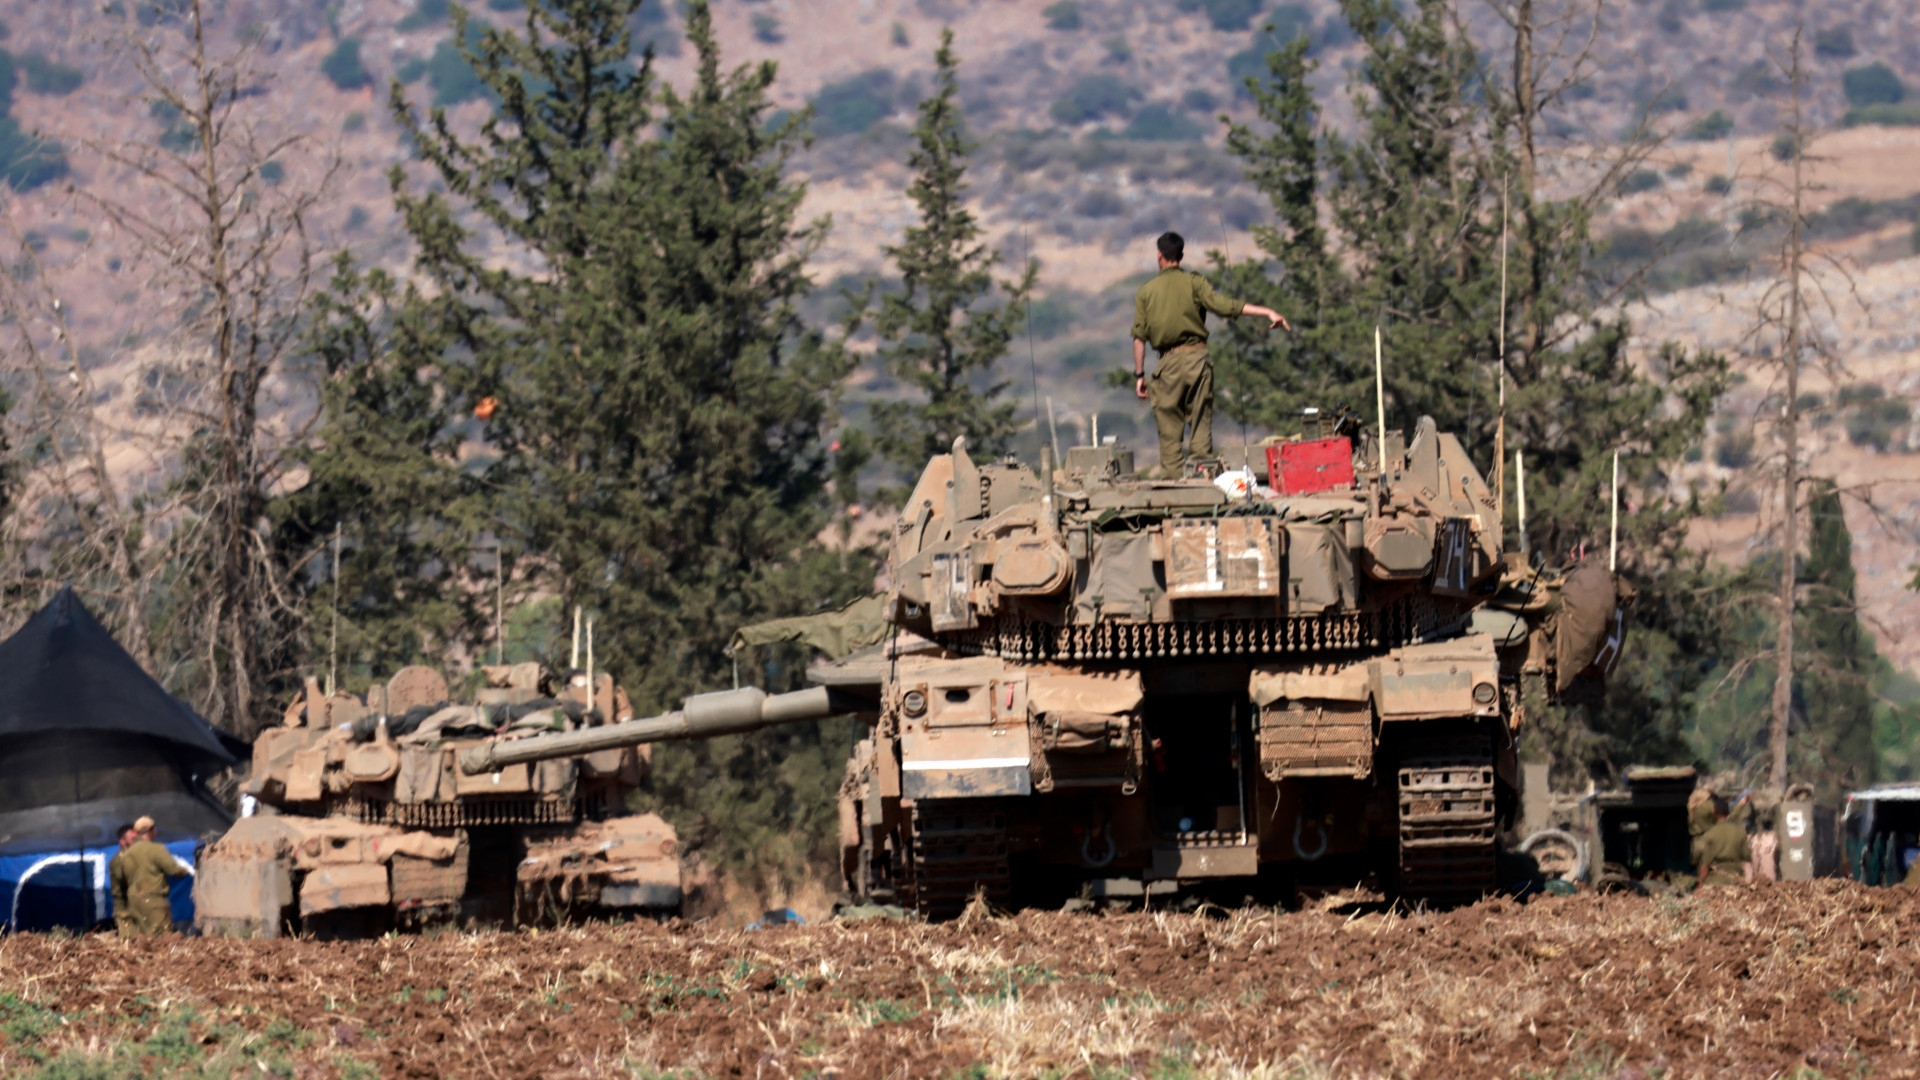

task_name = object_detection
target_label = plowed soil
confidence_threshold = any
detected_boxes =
[2,882,1917,1079]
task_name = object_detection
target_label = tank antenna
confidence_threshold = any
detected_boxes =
[1609,448,1620,572]
[1373,325,1387,474]
[1092,411,1100,448]
[571,604,582,670]
[494,543,505,666]
[585,616,595,722]
[1022,227,1043,461]
[1494,174,1510,527]
[327,523,341,698]
[1516,449,1529,557]
[1219,212,1248,460]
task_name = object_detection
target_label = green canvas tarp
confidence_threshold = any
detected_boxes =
[728,595,890,661]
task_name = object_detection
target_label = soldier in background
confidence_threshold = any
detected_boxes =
[1131,231,1290,477]
[1692,794,1750,890]
[105,822,136,935]
[111,815,190,935]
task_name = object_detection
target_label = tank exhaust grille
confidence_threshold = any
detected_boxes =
[328,794,603,828]
[935,596,1461,661]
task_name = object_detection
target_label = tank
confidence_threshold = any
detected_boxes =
[479,415,1634,917]
[194,662,683,937]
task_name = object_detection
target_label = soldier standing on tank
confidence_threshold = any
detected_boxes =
[1692,794,1749,890]
[106,822,137,935]
[1132,231,1290,478]
[111,815,190,935]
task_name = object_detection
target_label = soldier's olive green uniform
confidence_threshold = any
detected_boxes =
[111,839,187,935]
[1132,267,1245,473]
[1688,798,1715,840]
[107,849,131,934]
[1691,819,1749,888]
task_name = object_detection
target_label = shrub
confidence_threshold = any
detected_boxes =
[321,37,370,90]
[1050,73,1138,125]
[1620,168,1663,194]
[1179,0,1262,32]
[1025,295,1076,340]
[1841,102,1920,127]
[1814,26,1856,59]
[1227,7,1315,97]
[1715,431,1754,469]
[891,21,908,46]
[1704,173,1733,195]
[1845,398,1911,451]
[1042,1,1080,31]
[396,56,429,83]
[397,0,450,31]
[258,159,285,184]
[427,39,486,106]
[1701,0,1743,11]
[342,111,366,132]
[1124,103,1204,141]
[1685,110,1733,140]
[0,116,67,191]
[1103,37,1132,63]
[1843,62,1905,108]
[18,53,82,95]
[751,13,781,43]
[812,69,894,137]
[1183,88,1216,112]
[1074,188,1125,217]
[1770,131,1803,162]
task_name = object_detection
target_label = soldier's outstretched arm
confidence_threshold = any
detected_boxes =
[1240,303,1291,332]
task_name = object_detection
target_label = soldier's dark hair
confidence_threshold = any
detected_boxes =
[1709,793,1730,816]
[114,821,135,840]
[1157,231,1185,263]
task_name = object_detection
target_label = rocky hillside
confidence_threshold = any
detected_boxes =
[1,0,1917,665]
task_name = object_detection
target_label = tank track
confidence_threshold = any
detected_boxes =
[906,801,1011,920]
[1395,734,1497,902]
[934,596,1464,662]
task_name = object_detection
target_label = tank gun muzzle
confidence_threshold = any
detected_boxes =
[457,685,860,775]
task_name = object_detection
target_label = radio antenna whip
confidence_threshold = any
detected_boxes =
[1494,175,1510,534]
[328,524,341,697]
[1023,228,1043,458]
[1219,213,1249,458]
[1374,325,1388,474]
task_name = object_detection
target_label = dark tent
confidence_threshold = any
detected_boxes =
[0,586,245,930]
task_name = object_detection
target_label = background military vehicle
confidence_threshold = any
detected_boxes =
[194,663,680,937]
[490,415,1633,916]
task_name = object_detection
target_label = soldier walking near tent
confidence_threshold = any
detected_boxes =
[1693,794,1750,890]
[1131,231,1289,477]
[106,822,137,934]
[111,816,189,935]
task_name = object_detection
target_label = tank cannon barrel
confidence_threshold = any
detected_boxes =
[458,685,860,775]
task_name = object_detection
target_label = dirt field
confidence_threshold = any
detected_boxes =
[1,882,1916,1079]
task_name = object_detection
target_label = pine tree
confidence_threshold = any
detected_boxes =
[1218,0,1729,783]
[1795,480,1877,797]
[293,0,872,896]
[868,29,1036,486]
[275,258,484,686]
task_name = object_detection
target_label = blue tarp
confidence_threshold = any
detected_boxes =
[0,839,196,933]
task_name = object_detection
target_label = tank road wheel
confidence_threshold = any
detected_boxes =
[1395,734,1497,903]
[906,801,1011,920]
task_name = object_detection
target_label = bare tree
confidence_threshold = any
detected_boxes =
[0,0,339,737]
